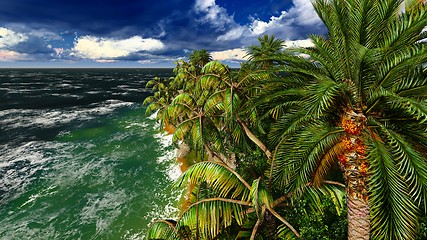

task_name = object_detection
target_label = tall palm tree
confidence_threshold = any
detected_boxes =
[200,61,274,159]
[167,60,274,167]
[257,0,427,239]
[164,87,225,162]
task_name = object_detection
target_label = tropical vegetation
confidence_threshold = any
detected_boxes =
[144,0,427,239]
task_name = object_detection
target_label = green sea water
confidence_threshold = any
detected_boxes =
[1,106,180,239]
[0,69,179,239]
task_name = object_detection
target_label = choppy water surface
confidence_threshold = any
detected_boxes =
[0,69,179,239]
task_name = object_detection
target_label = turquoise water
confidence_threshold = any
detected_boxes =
[0,69,179,239]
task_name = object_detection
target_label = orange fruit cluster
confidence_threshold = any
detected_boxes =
[359,161,368,176]
[338,154,347,165]
[342,137,352,150]
[341,118,361,134]
[354,139,366,155]
[340,137,368,176]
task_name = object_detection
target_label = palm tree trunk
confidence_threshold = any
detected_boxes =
[236,116,272,159]
[339,109,370,240]
[347,190,370,240]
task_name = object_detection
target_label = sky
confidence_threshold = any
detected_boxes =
[0,0,327,68]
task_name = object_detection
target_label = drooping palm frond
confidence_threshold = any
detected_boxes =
[177,198,249,240]
[174,161,251,200]
[303,183,346,215]
[147,220,181,240]
[394,67,427,97]
[368,117,427,204]
[367,130,420,240]
[272,121,344,194]
[250,178,273,220]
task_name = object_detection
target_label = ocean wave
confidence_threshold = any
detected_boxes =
[0,141,69,202]
[0,100,134,129]
[80,190,127,234]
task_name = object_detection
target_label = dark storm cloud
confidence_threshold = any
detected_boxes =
[0,0,194,36]
[0,0,327,66]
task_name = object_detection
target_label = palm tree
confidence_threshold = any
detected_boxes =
[189,49,213,72]
[246,35,285,69]
[257,0,427,239]
[143,76,174,126]
[147,161,345,239]
[167,60,274,167]
[199,61,274,159]
[164,87,225,163]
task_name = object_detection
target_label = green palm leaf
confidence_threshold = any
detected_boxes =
[368,132,419,239]
[174,161,251,200]
[177,198,249,240]
[147,220,181,240]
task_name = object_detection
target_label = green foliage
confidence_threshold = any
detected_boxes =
[144,3,427,237]
[416,216,427,240]
[282,196,347,240]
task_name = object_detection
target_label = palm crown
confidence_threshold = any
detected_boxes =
[258,0,427,239]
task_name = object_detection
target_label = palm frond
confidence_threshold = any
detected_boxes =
[250,178,273,220]
[272,121,343,193]
[174,161,251,200]
[172,119,194,143]
[304,80,347,117]
[147,220,181,240]
[368,130,420,240]
[304,184,346,216]
[390,96,427,123]
[369,118,427,209]
[177,198,249,240]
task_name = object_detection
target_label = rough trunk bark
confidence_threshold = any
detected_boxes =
[347,191,370,240]
[339,109,370,240]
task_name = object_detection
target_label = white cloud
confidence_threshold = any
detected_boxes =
[72,36,165,60]
[250,11,288,35]
[0,27,28,48]
[95,59,117,63]
[29,29,62,40]
[211,48,248,61]
[194,0,233,30]
[0,50,29,61]
[217,26,245,41]
[283,39,314,48]
[249,0,321,36]
[215,0,322,46]
[194,0,216,11]
[289,0,321,26]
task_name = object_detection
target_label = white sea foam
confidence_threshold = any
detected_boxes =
[19,185,58,208]
[153,130,181,181]
[80,190,127,233]
[148,110,159,121]
[124,122,149,129]
[0,100,134,129]
[0,141,68,202]
[149,109,181,181]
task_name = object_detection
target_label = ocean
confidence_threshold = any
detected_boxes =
[0,68,180,239]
